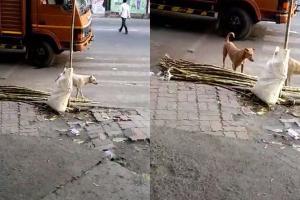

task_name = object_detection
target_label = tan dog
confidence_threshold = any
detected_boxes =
[287,57,300,85]
[73,74,98,98]
[223,32,255,73]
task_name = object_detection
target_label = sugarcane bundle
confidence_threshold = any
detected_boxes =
[159,55,300,105]
[0,85,98,109]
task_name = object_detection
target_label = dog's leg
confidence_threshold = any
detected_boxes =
[232,63,236,71]
[79,88,85,99]
[286,74,291,86]
[76,88,79,99]
[223,46,227,68]
[241,63,244,73]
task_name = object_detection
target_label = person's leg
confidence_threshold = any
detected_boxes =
[119,18,124,32]
[124,18,128,34]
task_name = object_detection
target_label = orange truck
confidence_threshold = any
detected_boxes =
[0,0,93,67]
[151,0,298,39]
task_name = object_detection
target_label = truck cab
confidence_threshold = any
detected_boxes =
[151,0,298,39]
[0,0,93,67]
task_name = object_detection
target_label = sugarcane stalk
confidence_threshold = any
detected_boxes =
[159,55,300,106]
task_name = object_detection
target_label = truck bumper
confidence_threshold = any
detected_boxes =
[74,32,93,51]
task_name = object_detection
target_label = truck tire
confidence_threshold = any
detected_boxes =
[28,41,55,67]
[219,7,253,40]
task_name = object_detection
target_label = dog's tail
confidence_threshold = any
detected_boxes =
[225,32,235,42]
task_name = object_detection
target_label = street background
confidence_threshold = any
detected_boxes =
[0,17,150,200]
[0,17,149,109]
[151,11,300,199]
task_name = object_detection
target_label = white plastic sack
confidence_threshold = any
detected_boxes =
[252,47,290,105]
[47,68,73,113]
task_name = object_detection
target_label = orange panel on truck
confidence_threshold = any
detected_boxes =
[0,0,25,36]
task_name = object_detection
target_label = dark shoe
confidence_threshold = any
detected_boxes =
[125,31,128,34]
[119,29,121,32]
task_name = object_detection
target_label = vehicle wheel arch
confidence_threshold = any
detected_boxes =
[26,33,61,54]
[218,0,261,23]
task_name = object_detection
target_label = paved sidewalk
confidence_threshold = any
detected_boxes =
[0,101,150,200]
[0,101,149,142]
[151,77,249,140]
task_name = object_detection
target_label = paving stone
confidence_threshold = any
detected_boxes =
[198,103,208,111]
[177,112,188,120]
[129,115,145,122]
[151,78,250,140]
[158,93,177,98]
[150,102,157,110]
[118,121,137,130]
[207,104,219,111]
[164,120,177,128]
[124,128,148,141]
[210,121,223,132]
[223,126,247,132]
[85,125,106,140]
[102,123,122,137]
[206,131,224,137]
[177,120,199,126]
[155,110,176,115]
[132,120,146,128]
[224,132,237,138]
[136,109,150,119]
[197,95,216,99]
[140,127,150,138]
[199,115,220,121]
[21,129,39,137]
[188,113,198,120]
[2,127,19,134]
[236,132,249,140]
[156,101,169,110]
[223,121,237,126]
[92,139,115,151]
[125,110,138,116]
[176,126,200,132]
[187,94,197,102]
[155,113,177,120]
[152,120,165,126]
[92,111,111,122]
[178,103,197,111]
[200,121,211,132]
[199,111,219,116]
[157,97,177,103]
[222,113,234,121]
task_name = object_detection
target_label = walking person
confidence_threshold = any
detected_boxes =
[119,0,131,34]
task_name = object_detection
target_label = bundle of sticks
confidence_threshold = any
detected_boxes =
[0,85,98,109]
[160,55,300,105]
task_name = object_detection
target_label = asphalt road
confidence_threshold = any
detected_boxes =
[151,126,300,200]
[0,17,150,109]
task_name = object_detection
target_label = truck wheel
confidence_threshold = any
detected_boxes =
[219,7,253,40]
[29,41,55,67]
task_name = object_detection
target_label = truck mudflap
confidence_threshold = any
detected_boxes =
[74,32,94,51]
[151,3,215,17]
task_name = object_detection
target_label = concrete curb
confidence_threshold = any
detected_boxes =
[92,12,150,19]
